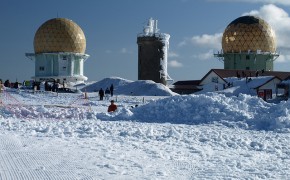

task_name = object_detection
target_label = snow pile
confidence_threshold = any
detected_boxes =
[82,77,177,96]
[100,93,290,131]
[81,77,132,92]
[3,89,290,131]
[0,105,96,120]
[116,80,176,96]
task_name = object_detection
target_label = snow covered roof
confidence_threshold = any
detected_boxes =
[225,76,279,89]
[203,69,290,80]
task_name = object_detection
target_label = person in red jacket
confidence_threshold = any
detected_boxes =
[108,100,117,112]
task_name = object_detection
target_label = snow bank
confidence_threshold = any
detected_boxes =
[116,80,177,96]
[81,77,132,92]
[82,77,177,96]
[101,93,290,131]
[2,86,290,131]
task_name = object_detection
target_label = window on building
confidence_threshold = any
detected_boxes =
[39,66,45,71]
[246,67,250,70]
[246,55,250,60]
[212,77,218,83]
[62,67,66,71]
[63,56,67,60]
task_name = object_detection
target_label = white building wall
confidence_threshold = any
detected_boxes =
[28,52,89,84]
[200,71,226,85]
[79,60,84,76]
[258,78,281,92]
[58,54,69,76]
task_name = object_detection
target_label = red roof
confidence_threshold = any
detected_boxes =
[200,69,290,82]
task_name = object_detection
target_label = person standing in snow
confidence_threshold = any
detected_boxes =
[107,100,117,112]
[0,80,3,93]
[105,87,110,100]
[99,88,104,100]
[110,84,114,97]
[13,81,19,89]
[255,70,259,77]
[4,80,10,88]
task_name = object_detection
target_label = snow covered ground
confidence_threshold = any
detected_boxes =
[1,78,290,179]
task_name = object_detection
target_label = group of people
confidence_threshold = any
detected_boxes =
[98,84,114,101]
[1,79,19,89]
[97,84,117,112]
[43,81,60,92]
[236,69,265,80]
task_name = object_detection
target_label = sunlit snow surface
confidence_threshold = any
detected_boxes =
[1,78,290,179]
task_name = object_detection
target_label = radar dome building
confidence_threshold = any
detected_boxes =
[214,15,279,71]
[137,18,172,85]
[26,18,89,84]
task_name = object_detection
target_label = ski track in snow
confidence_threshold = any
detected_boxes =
[0,135,98,179]
[1,89,290,179]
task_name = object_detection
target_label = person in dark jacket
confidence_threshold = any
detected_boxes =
[99,88,104,100]
[108,100,117,112]
[110,84,114,97]
[0,80,3,93]
[13,81,19,89]
[4,80,10,88]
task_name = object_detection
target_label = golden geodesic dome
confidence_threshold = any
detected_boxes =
[34,18,86,54]
[222,16,276,53]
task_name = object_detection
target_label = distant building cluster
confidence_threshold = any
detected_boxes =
[22,15,290,100]
[172,15,290,101]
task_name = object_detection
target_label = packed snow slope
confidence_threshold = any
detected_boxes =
[82,77,177,96]
[1,78,290,179]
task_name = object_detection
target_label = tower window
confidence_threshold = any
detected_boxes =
[39,66,45,71]
[246,55,250,60]
[63,56,67,60]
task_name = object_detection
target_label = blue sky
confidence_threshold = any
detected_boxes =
[1,0,290,82]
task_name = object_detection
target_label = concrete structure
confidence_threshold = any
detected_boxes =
[137,18,172,85]
[214,16,279,71]
[26,18,89,84]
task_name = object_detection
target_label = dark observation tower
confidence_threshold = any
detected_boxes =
[137,18,172,85]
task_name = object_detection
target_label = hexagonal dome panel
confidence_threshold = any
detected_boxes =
[222,16,276,53]
[34,18,86,54]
